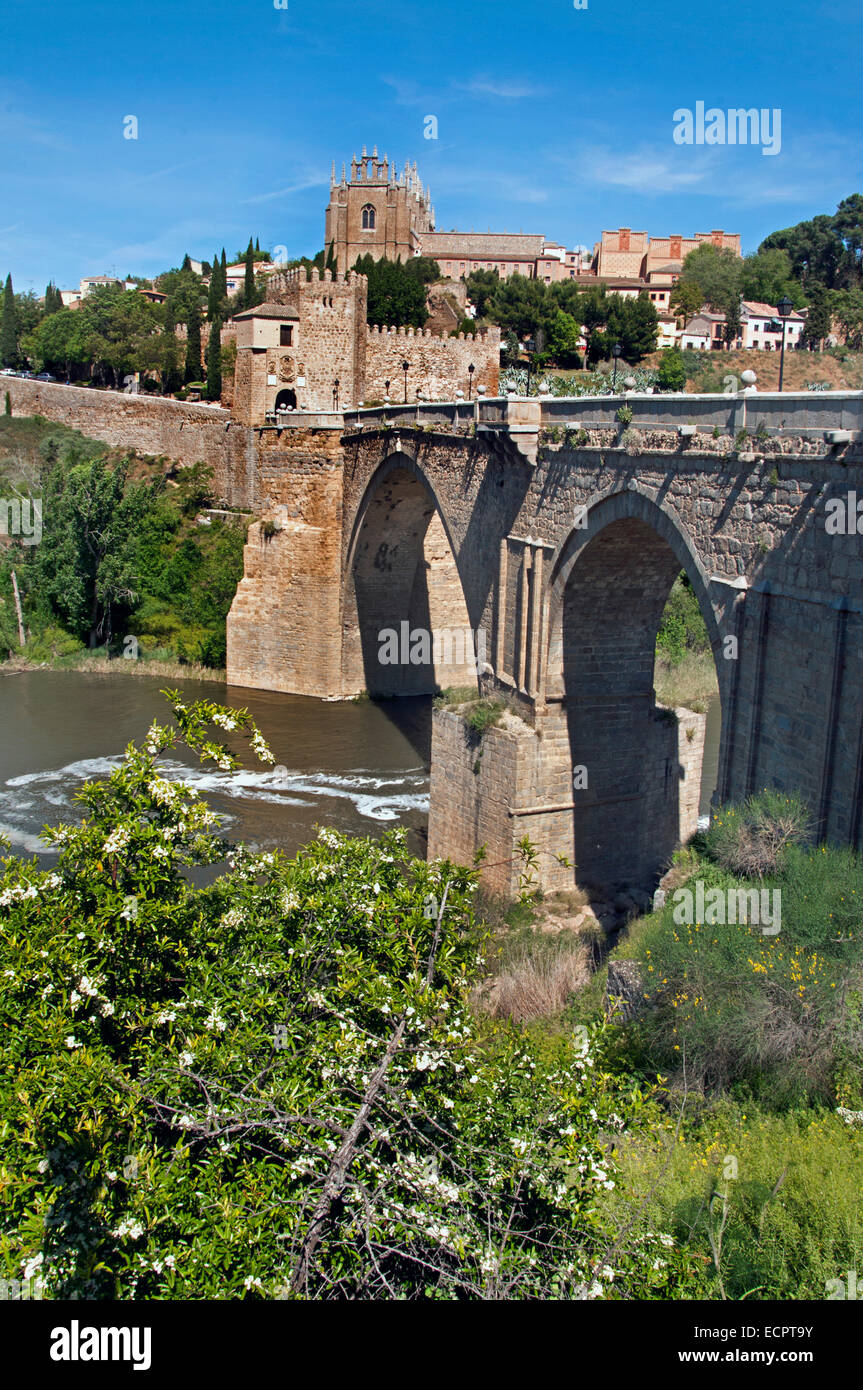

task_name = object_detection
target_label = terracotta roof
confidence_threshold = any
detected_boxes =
[741,300,804,320]
[232,303,299,320]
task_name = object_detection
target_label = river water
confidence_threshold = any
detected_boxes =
[0,671,432,866]
[0,670,720,868]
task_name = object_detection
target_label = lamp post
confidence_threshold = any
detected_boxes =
[612,342,622,390]
[521,339,534,396]
[776,295,792,392]
[468,362,475,398]
[402,359,409,403]
[332,378,340,410]
[384,379,390,402]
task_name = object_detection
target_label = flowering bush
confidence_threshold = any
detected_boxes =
[0,694,693,1299]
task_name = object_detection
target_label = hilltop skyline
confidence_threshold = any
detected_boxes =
[1,0,861,291]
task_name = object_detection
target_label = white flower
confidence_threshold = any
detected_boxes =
[113,1219,144,1240]
[178,1051,194,1068]
[22,1253,43,1279]
[102,827,130,855]
[65,1035,81,1049]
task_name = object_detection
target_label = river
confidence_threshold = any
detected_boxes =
[0,670,720,867]
[0,671,432,866]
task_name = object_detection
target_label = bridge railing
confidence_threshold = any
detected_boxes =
[341,392,863,439]
[342,401,477,430]
[534,391,863,436]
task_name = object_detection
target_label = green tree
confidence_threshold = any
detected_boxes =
[655,346,687,392]
[760,209,852,291]
[162,301,182,394]
[353,255,429,328]
[669,280,704,324]
[486,272,555,343]
[206,250,223,321]
[43,283,62,317]
[802,286,833,349]
[464,268,500,317]
[205,318,222,401]
[243,239,256,310]
[33,455,155,647]
[548,308,582,366]
[832,287,863,348]
[740,248,805,309]
[403,256,440,286]
[1,274,17,368]
[184,303,202,385]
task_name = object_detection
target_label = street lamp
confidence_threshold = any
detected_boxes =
[521,339,534,396]
[612,342,622,390]
[402,360,409,403]
[468,362,475,398]
[384,379,390,402]
[332,378,340,410]
[776,296,792,392]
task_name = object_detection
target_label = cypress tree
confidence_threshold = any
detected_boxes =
[184,302,202,384]
[207,250,221,321]
[1,274,17,368]
[162,301,180,394]
[206,318,222,401]
[181,253,192,272]
[243,239,255,309]
[325,240,338,276]
[255,236,260,253]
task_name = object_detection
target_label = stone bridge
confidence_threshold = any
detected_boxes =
[226,391,863,895]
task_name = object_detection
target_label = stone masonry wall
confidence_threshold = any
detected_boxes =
[3,377,238,500]
[364,325,499,402]
[226,429,346,696]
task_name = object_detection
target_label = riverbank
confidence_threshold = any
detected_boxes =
[1,652,226,682]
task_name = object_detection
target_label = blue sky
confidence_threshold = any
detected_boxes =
[1,0,860,292]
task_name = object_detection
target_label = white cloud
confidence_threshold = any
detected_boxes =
[456,76,546,100]
[241,174,329,205]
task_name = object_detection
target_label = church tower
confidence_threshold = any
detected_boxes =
[324,146,435,274]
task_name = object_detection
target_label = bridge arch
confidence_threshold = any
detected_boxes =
[543,487,728,891]
[342,450,480,697]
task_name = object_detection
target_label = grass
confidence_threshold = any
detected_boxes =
[2,646,226,682]
[601,1100,863,1300]
[654,651,718,712]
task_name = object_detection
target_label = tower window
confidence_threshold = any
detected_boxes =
[361,204,376,230]
[280,324,293,346]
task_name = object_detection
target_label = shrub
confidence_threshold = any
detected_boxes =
[655,347,687,393]
[466,697,505,735]
[616,404,633,425]
[705,789,811,879]
[0,694,695,1300]
[607,795,863,1106]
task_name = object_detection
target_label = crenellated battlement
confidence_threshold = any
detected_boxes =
[366,323,496,341]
